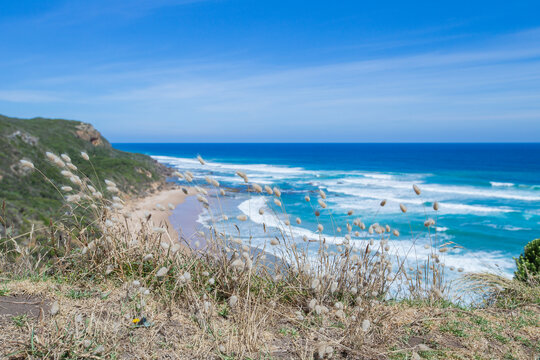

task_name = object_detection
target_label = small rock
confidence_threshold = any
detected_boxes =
[83,339,92,348]
[412,351,421,360]
[417,344,431,351]
[93,345,105,355]
[50,301,59,316]
[361,319,370,332]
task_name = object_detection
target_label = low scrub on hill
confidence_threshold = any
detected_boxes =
[0,115,169,231]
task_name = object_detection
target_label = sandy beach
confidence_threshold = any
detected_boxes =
[125,186,199,243]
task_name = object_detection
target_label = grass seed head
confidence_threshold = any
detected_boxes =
[156,267,169,278]
[61,154,71,162]
[229,295,238,307]
[19,159,35,169]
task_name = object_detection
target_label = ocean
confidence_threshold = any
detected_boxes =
[114,143,540,277]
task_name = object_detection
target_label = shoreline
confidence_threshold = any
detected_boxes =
[125,186,199,243]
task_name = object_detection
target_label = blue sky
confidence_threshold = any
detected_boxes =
[1,0,539,142]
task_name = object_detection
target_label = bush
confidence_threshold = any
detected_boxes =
[515,238,540,282]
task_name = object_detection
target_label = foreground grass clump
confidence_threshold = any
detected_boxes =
[0,153,538,359]
[515,238,540,283]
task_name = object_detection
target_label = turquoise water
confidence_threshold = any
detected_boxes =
[114,143,540,276]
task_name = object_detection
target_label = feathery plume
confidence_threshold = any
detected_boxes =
[197,155,205,165]
[153,227,167,234]
[80,152,90,161]
[61,154,71,163]
[54,158,66,168]
[399,203,407,213]
[70,176,82,186]
[413,184,421,195]
[228,295,238,307]
[19,159,34,169]
[264,185,273,194]
[433,201,440,211]
[66,195,81,203]
[235,171,248,183]
[155,267,168,278]
[45,152,58,162]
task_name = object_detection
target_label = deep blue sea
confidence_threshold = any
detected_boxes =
[114,143,540,276]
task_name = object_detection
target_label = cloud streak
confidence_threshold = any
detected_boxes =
[1,27,540,142]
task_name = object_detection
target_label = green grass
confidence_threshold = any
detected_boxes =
[279,326,299,337]
[66,289,94,299]
[11,314,28,327]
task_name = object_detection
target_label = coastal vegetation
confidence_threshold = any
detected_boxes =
[0,114,169,231]
[0,119,538,359]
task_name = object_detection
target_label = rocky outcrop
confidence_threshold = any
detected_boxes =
[8,130,38,146]
[75,123,110,147]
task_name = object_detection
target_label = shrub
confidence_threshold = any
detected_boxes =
[514,238,540,282]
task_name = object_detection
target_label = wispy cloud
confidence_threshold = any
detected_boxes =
[1,27,540,141]
[0,0,208,28]
[0,90,63,103]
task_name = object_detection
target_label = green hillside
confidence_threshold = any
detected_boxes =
[0,114,168,230]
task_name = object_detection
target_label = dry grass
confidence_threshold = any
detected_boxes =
[1,153,538,359]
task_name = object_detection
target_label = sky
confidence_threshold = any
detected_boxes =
[1,0,540,142]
